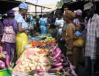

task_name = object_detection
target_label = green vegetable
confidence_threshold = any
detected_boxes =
[33,73,39,76]
[24,44,32,49]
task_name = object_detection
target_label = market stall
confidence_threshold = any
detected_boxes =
[11,34,77,76]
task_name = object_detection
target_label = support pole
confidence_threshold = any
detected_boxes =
[41,7,42,15]
[35,5,37,16]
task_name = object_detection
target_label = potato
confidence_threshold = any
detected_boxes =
[39,59,44,63]
[36,66,41,69]
[41,63,46,66]
[21,61,26,65]
[42,66,46,71]
[23,63,28,67]
[30,66,36,70]
[33,62,37,66]
[17,68,20,71]
[25,67,30,70]
[20,68,24,72]
[19,65,23,69]
[37,63,41,66]
[28,55,34,60]
[28,63,34,67]
[24,59,29,62]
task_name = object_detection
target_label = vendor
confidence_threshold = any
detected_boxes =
[15,2,33,58]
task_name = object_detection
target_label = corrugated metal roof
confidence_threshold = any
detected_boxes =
[0,0,21,14]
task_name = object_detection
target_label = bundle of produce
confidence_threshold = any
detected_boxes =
[0,46,12,72]
[13,48,50,73]
[46,46,77,76]
[28,69,44,76]
[41,38,56,44]
[37,34,52,39]
[29,41,43,47]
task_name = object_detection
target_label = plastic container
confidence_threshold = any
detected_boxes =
[0,68,12,76]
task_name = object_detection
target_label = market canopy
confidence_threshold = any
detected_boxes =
[0,0,21,14]
[55,1,99,14]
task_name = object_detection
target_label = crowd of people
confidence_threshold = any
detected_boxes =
[0,1,99,76]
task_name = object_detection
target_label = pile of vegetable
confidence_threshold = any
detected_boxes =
[28,69,44,76]
[28,38,56,48]
[41,38,56,44]
[0,46,12,71]
[14,36,77,76]
[13,48,50,73]
[46,46,77,76]
[29,41,43,47]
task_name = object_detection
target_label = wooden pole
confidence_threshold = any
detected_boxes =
[41,7,42,15]
[35,5,37,16]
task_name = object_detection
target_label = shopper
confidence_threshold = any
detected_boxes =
[55,10,64,41]
[15,2,33,58]
[1,9,17,58]
[39,14,47,34]
[73,23,85,73]
[64,8,75,64]
[73,9,83,26]
[84,2,99,76]
[72,9,85,73]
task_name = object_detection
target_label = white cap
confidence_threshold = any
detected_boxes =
[84,2,94,11]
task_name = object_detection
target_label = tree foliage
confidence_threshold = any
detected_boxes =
[56,0,72,8]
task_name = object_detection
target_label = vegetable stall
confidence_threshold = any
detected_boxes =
[12,34,77,76]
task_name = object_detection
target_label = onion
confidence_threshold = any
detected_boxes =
[53,48,61,59]
[0,46,3,53]
[48,69,58,73]
[38,72,44,76]
[66,68,72,75]
[3,51,7,55]
[56,66,63,70]
[0,60,5,69]
[5,55,10,68]
[52,62,62,67]
[36,69,43,72]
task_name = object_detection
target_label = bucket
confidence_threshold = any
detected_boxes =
[0,68,12,76]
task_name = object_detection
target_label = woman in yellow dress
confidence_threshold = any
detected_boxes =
[15,2,33,58]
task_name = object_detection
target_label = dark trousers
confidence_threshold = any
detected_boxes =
[58,39,66,56]
[85,57,95,76]
[5,42,16,62]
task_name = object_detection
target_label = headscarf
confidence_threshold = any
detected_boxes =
[74,9,82,16]
[18,2,28,9]
[7,9,14,17]
[73,18,80,26]
[64,8,75,20]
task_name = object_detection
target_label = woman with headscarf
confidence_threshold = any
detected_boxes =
[64,8,76,64]
[73,9,83,26]
[73,9,85,73]
[1,9,17,58]
[15,2,33,58]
